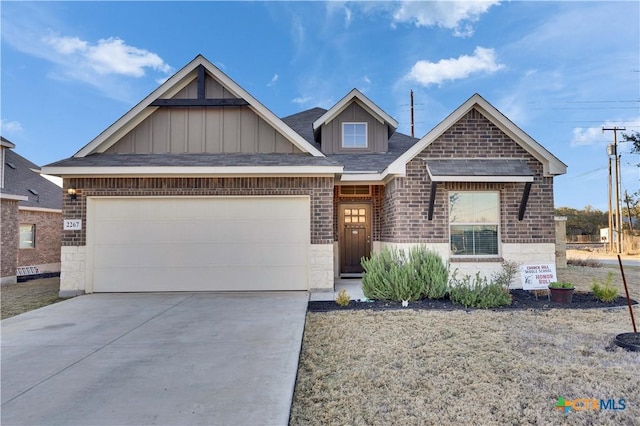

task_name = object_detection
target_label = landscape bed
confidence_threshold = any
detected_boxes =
[308,290,638,312]
[292,263,640,425]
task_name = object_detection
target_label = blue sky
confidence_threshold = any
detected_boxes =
[1,1,638,210]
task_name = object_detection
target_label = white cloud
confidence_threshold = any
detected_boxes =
[572,117,640,148]
[406,47,504,86]
[392,1,500,37]
[0,119,24,135]
[267,74,279,87]
[43,35,86,54]
[292,96,312,105]
[43,35,172,77]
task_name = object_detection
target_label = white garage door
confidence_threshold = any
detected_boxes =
[87,196,310,292]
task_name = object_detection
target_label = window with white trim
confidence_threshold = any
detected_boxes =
[342,122,367,148]
[449,192,499,256]
[19,224,35,249]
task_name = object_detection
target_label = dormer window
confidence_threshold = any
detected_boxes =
[342,122,367,148]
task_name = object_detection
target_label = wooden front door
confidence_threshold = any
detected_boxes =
[340,203,371,274]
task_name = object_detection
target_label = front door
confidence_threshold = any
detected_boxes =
[339,203,371,274]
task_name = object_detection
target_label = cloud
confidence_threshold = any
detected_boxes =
[43,35,172,77]
[267,74,279,87]
[0,119,24,135]
[406,47,504,86]
[392,1,500,37]
[572,117,640,148]
[292,96,312,105]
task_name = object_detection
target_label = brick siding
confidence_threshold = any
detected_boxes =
[381,108,555,244]
[17,209,62,267]
[1,199,19,278]
[62,177,334,245]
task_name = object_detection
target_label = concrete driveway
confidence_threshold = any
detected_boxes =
[1,292,308,426]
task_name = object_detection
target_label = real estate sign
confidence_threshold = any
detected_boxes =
[520,264,557,290]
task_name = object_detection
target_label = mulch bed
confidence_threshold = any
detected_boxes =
[308,290,638,312]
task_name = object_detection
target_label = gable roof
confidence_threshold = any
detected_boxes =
[74,55,324,158]
[1,141,62,210]
[283,108,419,174]
[386,93,567,177]
[312,89,399,141]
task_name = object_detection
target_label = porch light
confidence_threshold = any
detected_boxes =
[67,187,77,201]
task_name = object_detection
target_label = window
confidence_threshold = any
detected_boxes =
[20,224,35,249]
[342,123,367,148]
[449,192,499,256]
[339,185,371,197]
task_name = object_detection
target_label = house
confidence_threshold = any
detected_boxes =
[1,137,62,285]
[42,55,566,297]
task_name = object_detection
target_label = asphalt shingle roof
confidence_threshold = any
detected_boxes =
[426,159,534,178]
[45,153,340,168]
[45,108,419,174]
[2,147,62,210]
[283,108,420,173]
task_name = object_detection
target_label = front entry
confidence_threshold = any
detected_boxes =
[339,203,371,275]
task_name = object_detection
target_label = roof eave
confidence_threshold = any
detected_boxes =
[41,165,344,177]
[74,55,325,158]
[387,93,568,178]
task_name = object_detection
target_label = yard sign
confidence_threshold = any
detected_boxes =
[519,264,557,290]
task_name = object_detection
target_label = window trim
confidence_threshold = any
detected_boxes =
[449,191,500,258]
[341,122,368,149]
[19,224,36,249]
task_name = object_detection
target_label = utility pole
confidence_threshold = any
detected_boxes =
[410,90,415,138]
[608,157,613,251]
[603,126,625,254]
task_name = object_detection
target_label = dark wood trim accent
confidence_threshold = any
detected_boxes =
[197,65,206,100]
[518,182,532,221]
[428,181,438,220]
[149,98,249,107]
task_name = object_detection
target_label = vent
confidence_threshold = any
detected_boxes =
[28,189,39,195]
[6,162,16,169]
[339,185,371,197]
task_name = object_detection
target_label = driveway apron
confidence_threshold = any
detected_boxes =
[1,292,308,426]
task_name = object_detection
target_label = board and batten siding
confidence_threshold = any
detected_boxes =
[320,102,389,154]
[105,74,303,155]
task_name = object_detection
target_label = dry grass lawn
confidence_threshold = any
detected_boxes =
[291,263,640,425]
[1,277,63,320]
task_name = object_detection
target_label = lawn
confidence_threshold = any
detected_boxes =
[1,277,63,320]
[290,263,640,425]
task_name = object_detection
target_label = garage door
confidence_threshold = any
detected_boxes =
[86,197,310,292]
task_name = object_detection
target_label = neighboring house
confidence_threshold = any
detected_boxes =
[42,55,566,297]
[1,137,62,285]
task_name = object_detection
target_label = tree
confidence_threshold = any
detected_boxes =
[622,131,640,166]
[554,206,608,237]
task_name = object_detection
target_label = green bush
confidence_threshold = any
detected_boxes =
[448,268,513,309]
[591,271,618,302]
[361,246,449,302]
[406,245,449,299]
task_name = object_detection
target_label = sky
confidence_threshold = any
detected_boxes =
[1,1,638,210]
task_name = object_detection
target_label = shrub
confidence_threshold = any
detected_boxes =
[361,246,449,302]
[335,289,350,307]
[567,258,603,268]
[406,245,449,299]
[549,281,574,289]
[490,260,519,289]
[591,271,618,302]
[448,269,512,309]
